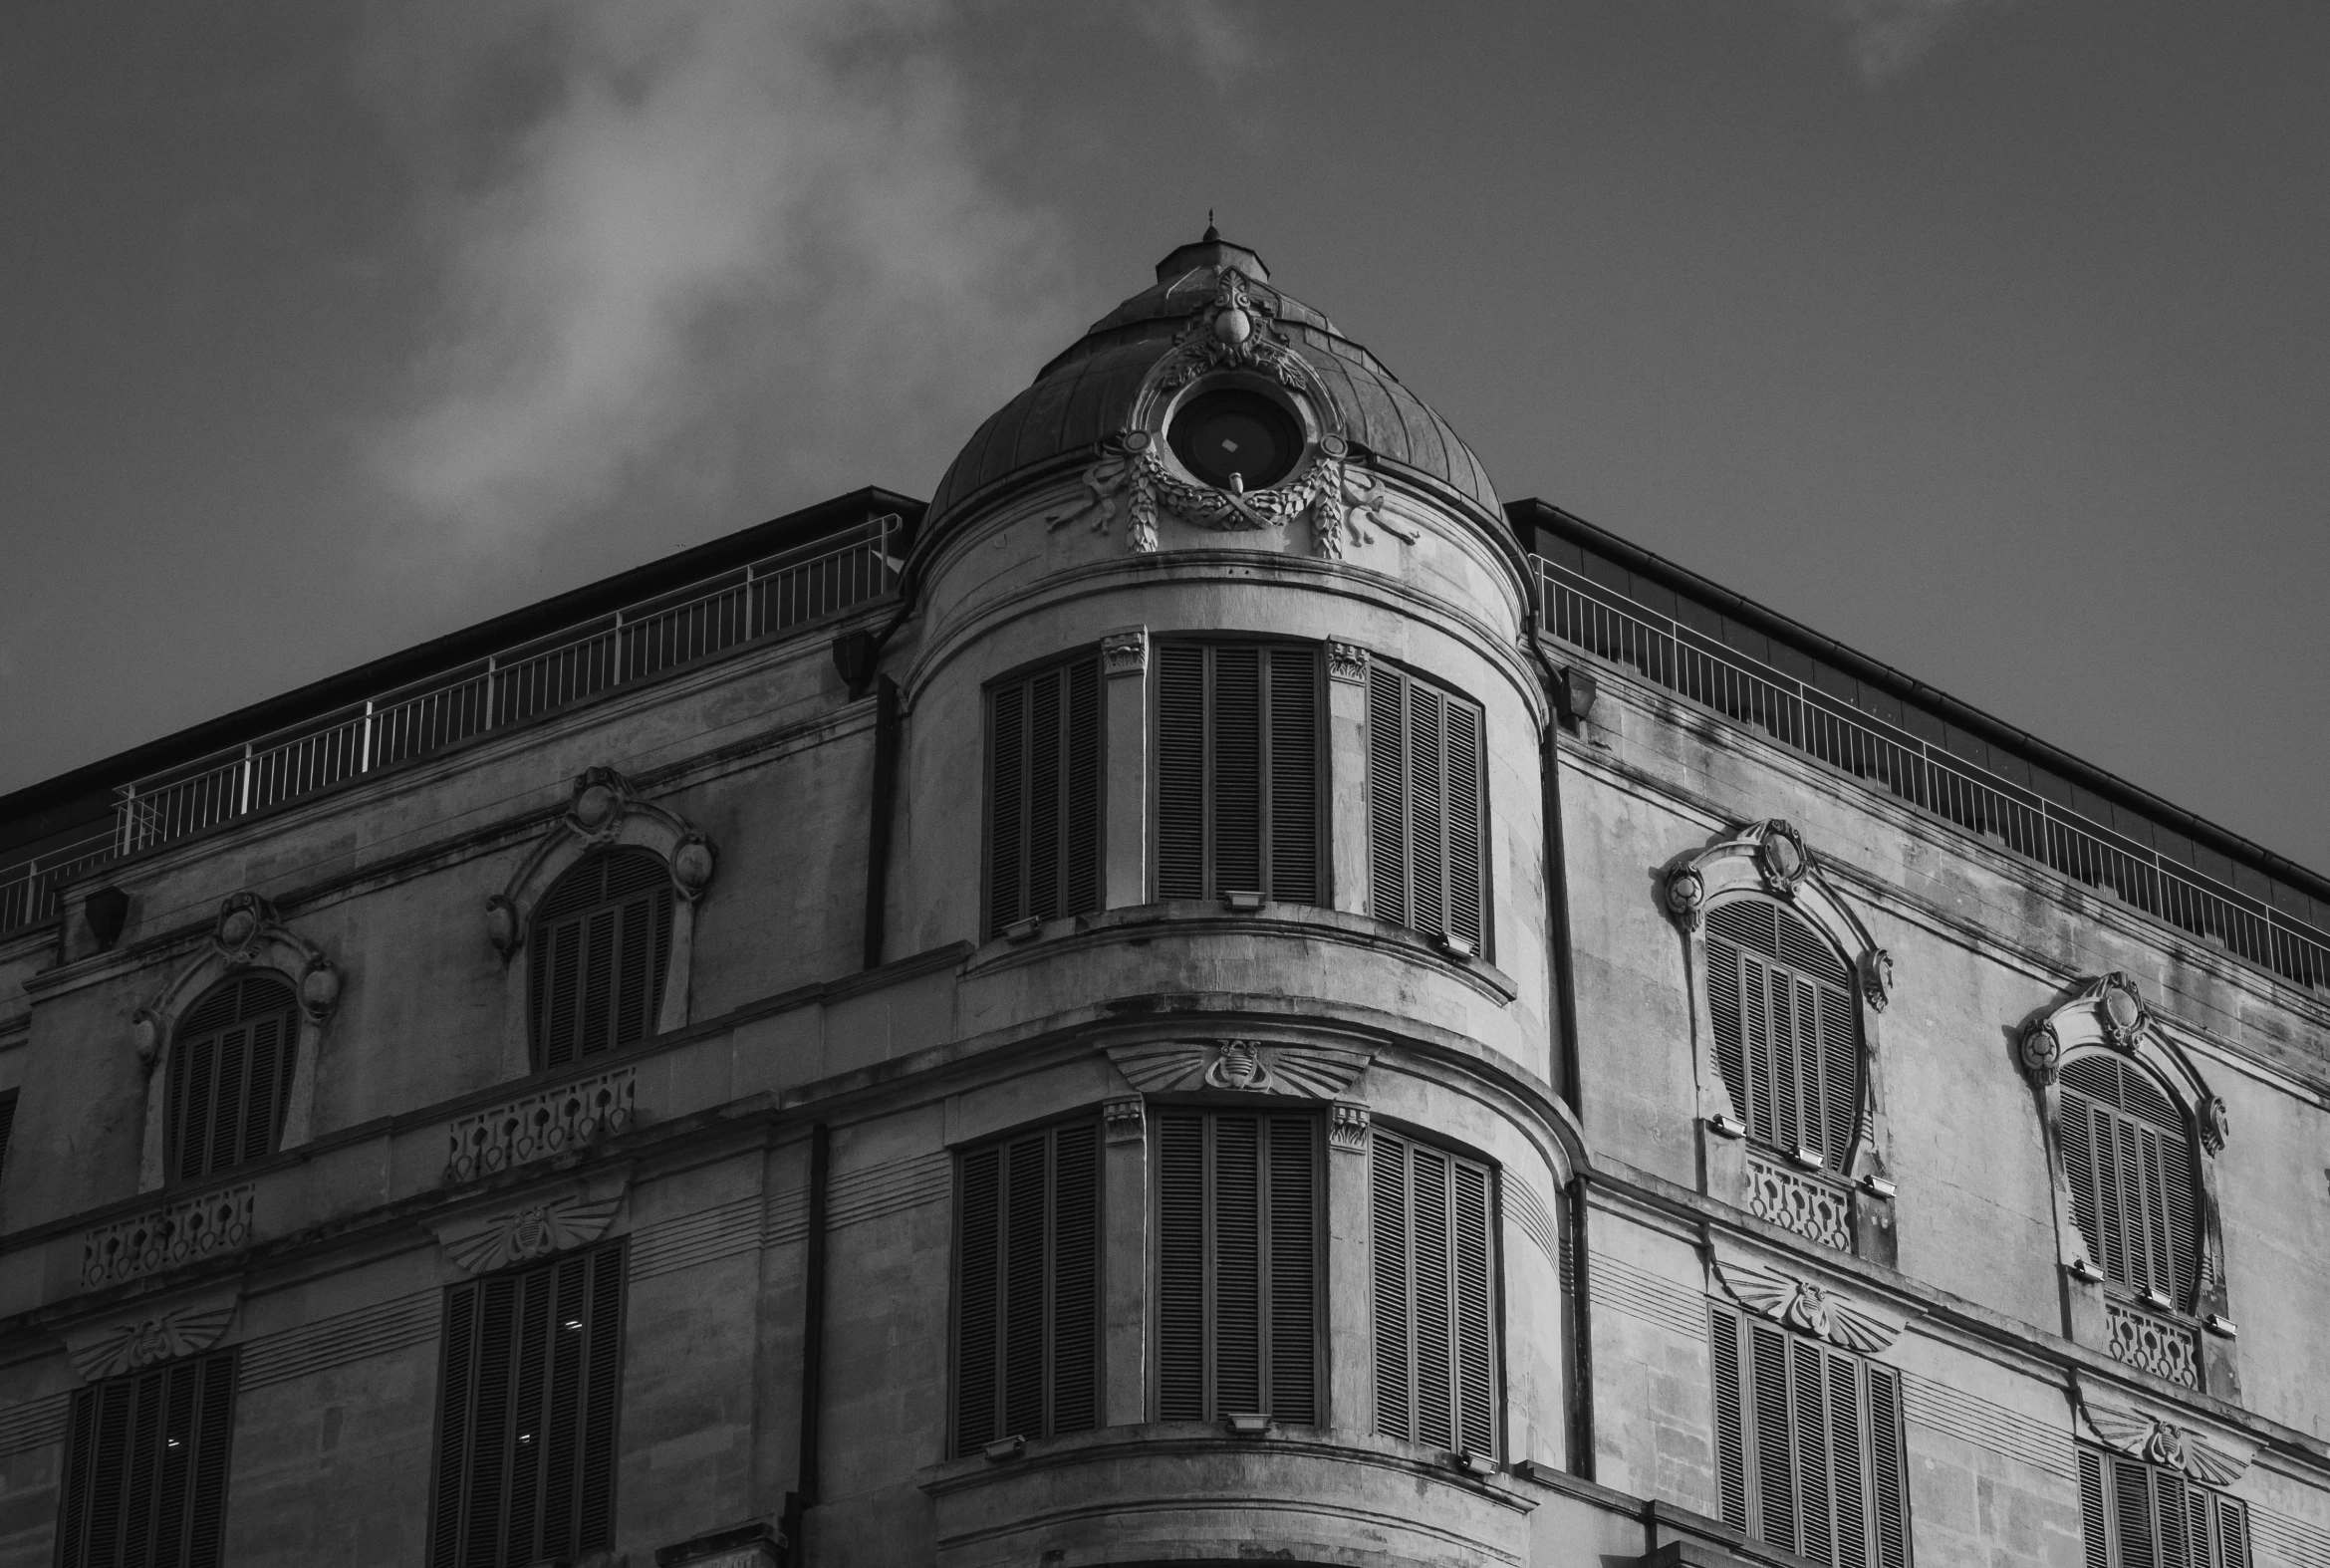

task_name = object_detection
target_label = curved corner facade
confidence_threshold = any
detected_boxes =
[1,236,2327,1568]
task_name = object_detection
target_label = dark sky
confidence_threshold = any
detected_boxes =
[4,3,2325,870]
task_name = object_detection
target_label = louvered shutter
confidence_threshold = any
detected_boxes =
[166,974,299,1182]
[1153,1110,1322,1424]
[1711,1306,1911,1568]
[2081,1445,2249,1568]
[2058,1057,2201,1307]
[2083,1449,2111,1568]
[1366,663,1489,952]
[986,657,1104,933]
[951,1120,1102,1454]
[431,1242,626,1567]
[1153,644,1323,906]
[1371,1132,1498,1455]
[0,1087,18,1179]
[1704,900,1862,1175]
[529,850,674,1071]
[56,1349,237,1568]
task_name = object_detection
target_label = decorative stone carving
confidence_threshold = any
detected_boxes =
[1329,1102,1372,1155]
[83,1184,255,1289]
[1101,629,1149,678]
[1858,948,1894,1013]
[2019,1020,2063,1087]
[68,1300,239,1382]
[1713,1256,1903,1352]
[1663,866,1705,932]
[2200,1093,2229,1156]
[2080,1393,2248,1484]
[1744,1153,1853,1252]
[1751,819,1813,897]
[444,1067,637,1183]
[1108,1040,1374,1101]
[2105,1299,2201,1389]
[1325,642,1370,684]
[443,1191,624,1275]
[1103,1097,1146,1145]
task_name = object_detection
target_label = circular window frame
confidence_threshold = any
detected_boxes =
[1150,372,1323,496]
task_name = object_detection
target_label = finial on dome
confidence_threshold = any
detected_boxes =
[1156,221,1267,286]
[1204,209,1220,242]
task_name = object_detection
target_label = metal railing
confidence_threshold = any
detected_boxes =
[1539,559,2330,993]
[0,516,899,934]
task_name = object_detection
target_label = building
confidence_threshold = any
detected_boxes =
[0,229,2325,1568]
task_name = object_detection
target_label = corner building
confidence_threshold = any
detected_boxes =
[0,233,2324,1568]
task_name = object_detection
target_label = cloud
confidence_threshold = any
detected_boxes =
[1807,0,1996,80]
[1131,0,1261,90]
[360,1,1083,549]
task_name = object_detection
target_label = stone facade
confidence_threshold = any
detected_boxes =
[0,232,2324,1568]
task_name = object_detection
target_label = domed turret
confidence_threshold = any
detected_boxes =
[927,230,1500,538]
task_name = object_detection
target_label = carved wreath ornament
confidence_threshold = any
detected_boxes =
[1046,268,1419,559]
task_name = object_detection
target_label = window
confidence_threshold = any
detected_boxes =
[952,1119,1103,1453]
[1711,1303,1909,1568]
[56,1348,238,1568]
[2081,1447,2249,1568]
[986,656,1103,934]
[1368,663,1489,954]
[0,1086,17,1176]
[1372,1130,1497,1455]
[1706,900,1861,1173]
[1155,1109,1322,1425]
[529,849,674,1071]
[431,1242,625,1568]
[2058,1057,2200,1310]
[1155,643,1323,906]
[167,973,300,1182]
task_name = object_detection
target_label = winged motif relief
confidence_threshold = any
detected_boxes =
[1106,1040,1374,1100]
[2081,1397,2250,1485]
[69,1303,240,1382]
[1714,1258,1903,1353]
[443,1192,624,1275]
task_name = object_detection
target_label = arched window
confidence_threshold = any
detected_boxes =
[168,972,300,1181]
[2058,1055,2200,1311]
[529,848,674,1072]
[1705,898,1861,1175]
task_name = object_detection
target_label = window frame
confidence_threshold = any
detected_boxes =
[2079,1444,2250,1568]
[55,1347,239,1568]
[1365,656,1494,959]
[1370,1125,1502,1458]
[1702,895,1864,1176]
[2056,1053,2202,1315]
[981,652,1107,938]
[164,972,302,1184]
[1148,637,1329,908]
[525,847,676,1073]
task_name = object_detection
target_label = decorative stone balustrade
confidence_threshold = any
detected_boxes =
[1744,1152,1852,1252]
[444,1066,637,1183]
[82,1184,255,1288]
[2106,1298,2200,1388]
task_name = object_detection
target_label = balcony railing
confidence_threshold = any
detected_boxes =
[0,517,900,935]
[1539,559,2330,994]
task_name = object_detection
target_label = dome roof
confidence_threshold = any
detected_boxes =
[926,232,1499,527]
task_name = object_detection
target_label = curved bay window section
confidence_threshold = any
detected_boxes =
[985,655,1104,937]
[1368,662,1490,958]
[1669,821,1896,1262]
[168,973,300,1182]
[1154,642,1323,909]
[528,848,674,1073]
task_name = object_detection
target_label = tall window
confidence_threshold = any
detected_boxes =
[1372,1130,1497,1455]
[952,1119,1103,1453]
[1710,1303,1910,1568]
[1706,900,1861,1173]
[56,1349,238,1568]
[167,973,300,1182]
[1155,643,1323,906]
[0,1086,17,1177]
[2080,1447,2249,1568]
[1369,664,1489,954]
[986,656,1103,934]
[430,1242,626,1568]
[2058,1056,2200,1310]
[529,849,673,1072]
[1155,1109,1322,1425]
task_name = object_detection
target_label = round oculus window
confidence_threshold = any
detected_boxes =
[1166,389,1303,492]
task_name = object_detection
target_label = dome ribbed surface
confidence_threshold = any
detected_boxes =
[927,239,1498,526]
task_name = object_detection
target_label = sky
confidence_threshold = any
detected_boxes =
[2,1,2326,871]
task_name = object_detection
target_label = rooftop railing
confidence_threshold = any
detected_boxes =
[1538,558,2330,994]
[0,516,900,936]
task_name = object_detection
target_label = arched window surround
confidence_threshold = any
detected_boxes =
[129,892,343,1193]
[1666,820,1898,1263]
[486,766,715,1079]
[2019,973,2238,1400]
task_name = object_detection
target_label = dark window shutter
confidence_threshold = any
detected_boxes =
[1152,1109,1322,1424]
[2082,1445,2248,1568]
[56,1349,238,1568]
[0,1087,19,1179]
[950,1119,1103,1454]
[1371,1131,1498,1456]
[2218,1497,2249,1568]
[2082,1449,2111,1568]
[431,1241,626,1566]
[1712,1306,1911,1568]
[985,657,1104,933]
[1367,663,1489,951]
[1152,644,1323,907]
[167,974,299,1182]
[1704,899,1861,1174]
[2057,1057,2201,1305]
[529,850,674,1071]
